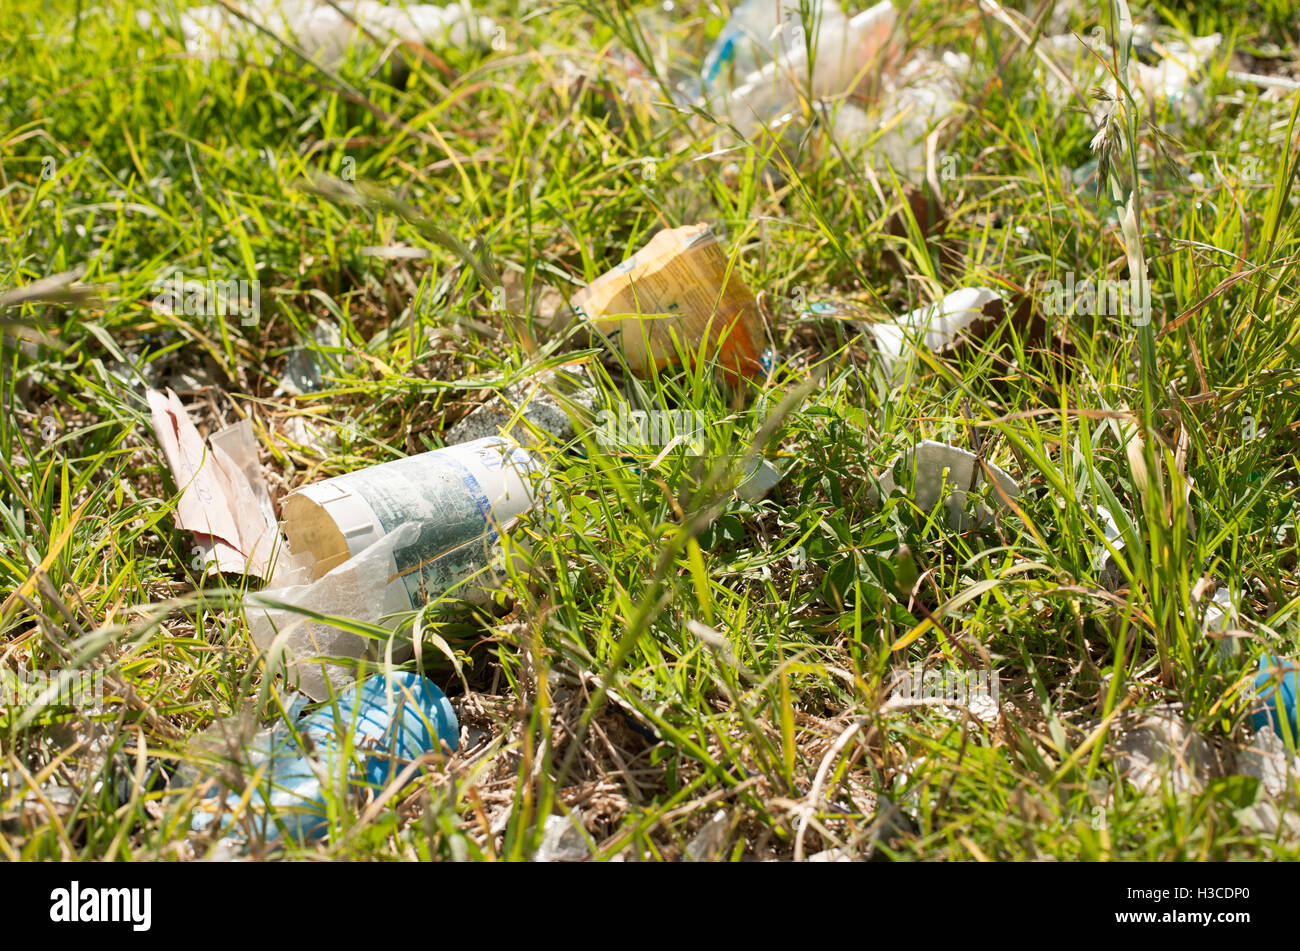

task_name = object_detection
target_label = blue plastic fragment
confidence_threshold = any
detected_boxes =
[1252,653,1299,738]
[702,30,738,85]
[196,671,459,843]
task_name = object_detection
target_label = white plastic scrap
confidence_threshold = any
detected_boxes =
[830,50,970,183]
[1093,504,1126,589]
[1238,727,1300,804]
[1113,707,1214,796]
[713,1,899,134]
[700,1,971,185]
[737,458,784,502]
[1200,583,1243,659]
[685,808,730,861]
[877,440,1020,533]
[1040,30,1222,127]
[1132,27,1222,122]
[866,286,1003,377]
[140,0,496,68]
[534,812,591,862]
[807,846,855,862]
[245,523,422,701]
[700,0,848,89]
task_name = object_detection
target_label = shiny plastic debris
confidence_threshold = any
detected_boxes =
[1039,30,1221,127]
[193,671,459,843]
[700,0,845,90]
[866,287,1005,377]
[534,812,591,862]
[877,440,1020,532]
[830,50,970,182]
[140,0,497,69]
[1113,707,1214,795]
[1238,725,1299,802]
[1201,583,1243,659]
[445,366,598,448]
[737,458,784,502]
[709,2,899,134]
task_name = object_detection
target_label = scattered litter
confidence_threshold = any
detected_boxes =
[534,812,590,862]
[1131,30,1222,125]
[279,413,337,456]
[1094,504,1126,589]
[192,671,458,843]
[699,0,968,184]
[141,0,497,70]
[1252,653,1299,739]
[279,436,546,599]
[1113,707,1214,796]
[249,437,547,699]
[1235,719,1300,837]
[831,50,970,183]
[147,389,284,581]
[685,808,730,861]
[360,244,432,260]
[709,2,900,135]
[247,524,418,700]
[445,366,598,448]
[1040,30,1221,127]
[877,440,1020,532]
[572,223,769,382]
[1235,797,1300,839]
[1227,70,1300,92]
[700,0,843,91]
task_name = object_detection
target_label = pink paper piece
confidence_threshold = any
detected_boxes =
[147,388,278,579]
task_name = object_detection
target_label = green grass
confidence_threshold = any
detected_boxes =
[2,0,1299,860]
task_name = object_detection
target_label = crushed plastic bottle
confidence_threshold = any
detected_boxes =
[193,671,459,844]
[700,0,846,91]
[708,1,898,134]
[248,436,548,699]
